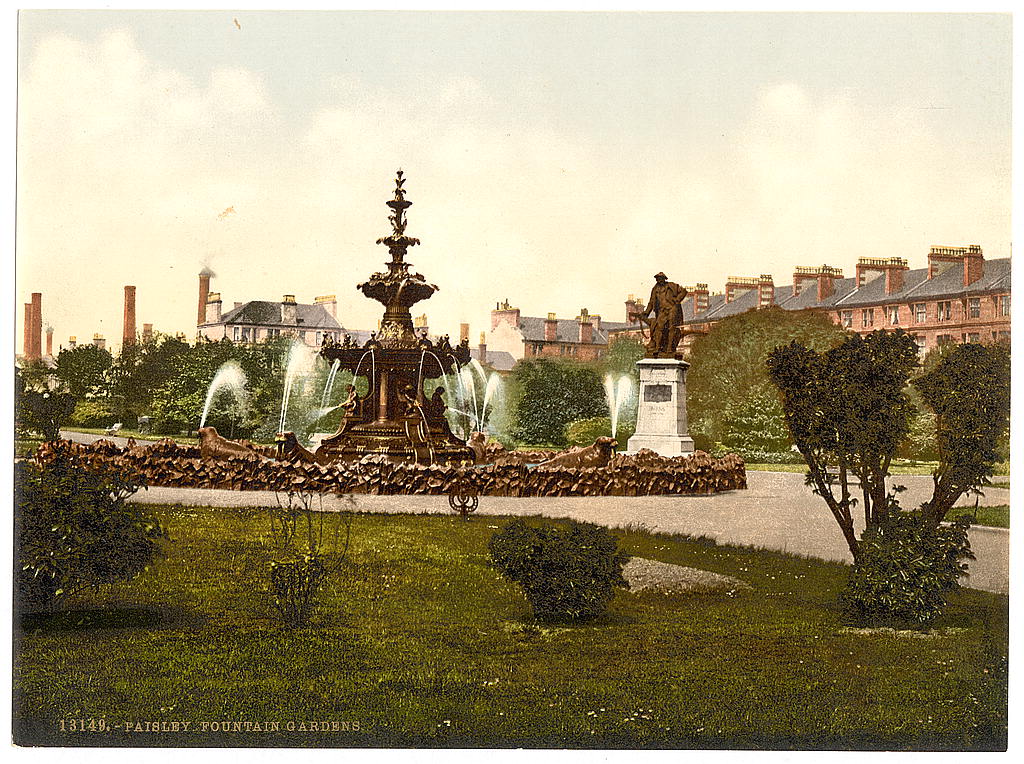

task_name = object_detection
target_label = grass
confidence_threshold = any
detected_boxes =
[950,506,1009,530]
[13,506,1007,750]
[745,462,1011,477]
[15,437,45,458]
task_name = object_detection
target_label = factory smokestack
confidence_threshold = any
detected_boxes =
[46,326,54,357]
[30,293,42,360]
[123,285,137,348]
[198,268,214,326]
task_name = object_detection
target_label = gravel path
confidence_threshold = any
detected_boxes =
[623,558,750,594]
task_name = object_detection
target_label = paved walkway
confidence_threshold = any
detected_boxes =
[127,471,1009,594]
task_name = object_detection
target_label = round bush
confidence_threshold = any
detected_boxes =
[488,519,630,622]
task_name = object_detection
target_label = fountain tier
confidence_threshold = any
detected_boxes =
[317,171,474,464]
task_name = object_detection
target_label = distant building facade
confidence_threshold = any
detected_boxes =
[196,272,344,347]
[609,245,1010,357]
[487,300,631,363]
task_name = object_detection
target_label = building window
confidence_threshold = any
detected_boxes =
[968,297,980,319]
[861,308,874,328]
[888,306,899,325]
[912,336,926,356]
[241,328,251,342]
[1000,295,1010,316]
[937,301,952,321]
[937,334,953,346]
[965,333,980,344]
[233,326,240,342]
[913,303,926,323]
[998,331,1010,341]
[840,310,852,328]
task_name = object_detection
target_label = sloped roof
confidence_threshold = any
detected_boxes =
[472,348,517,371]
[518,316,621,345]
[216,301,341,330]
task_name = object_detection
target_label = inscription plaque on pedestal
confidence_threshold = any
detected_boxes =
[626,358,695,456]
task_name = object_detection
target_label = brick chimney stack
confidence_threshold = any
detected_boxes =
[690,284,709,315]
[577,308,594,343]
[544,313,558,342]
[206,293,223,324]
[625,294,645,323]
[123,285,137,348]
[793,266,843,301]
[142,323,153,342]
[93,334,106,351]
[758,275,775,308]
[460,323,470,344]
[963,244,984,286]
[725,277,758,303]
[855,258,908,295]
[30,293,42,360]
[68,336,77,350]
[478,331,487,365]
[314,294,337,319]
[491,299,521,330]
[198,269,213,325]
[45,327,53,357]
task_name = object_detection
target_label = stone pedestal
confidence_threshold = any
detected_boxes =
[626,358,695,456]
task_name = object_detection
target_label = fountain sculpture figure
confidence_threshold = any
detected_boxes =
[316,171,474,464]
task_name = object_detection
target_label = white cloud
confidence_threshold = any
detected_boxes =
[16,32,1011,355]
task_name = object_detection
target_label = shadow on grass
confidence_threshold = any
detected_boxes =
[17,604,202,633]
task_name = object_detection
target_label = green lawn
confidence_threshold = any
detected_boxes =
[62,426,200,445]
[950,505,1010,530]
[13,507,1007,750]
[746,462,1011,477]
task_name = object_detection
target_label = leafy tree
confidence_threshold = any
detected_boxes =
[719,391,792,454]
[15,447,165,609]
[15,367,75,440]
[508,358,607,446]
[766,330,919,558]
[55,344,112,398]
[914,342,1010,529]
[767,333,1008,626]
[688,306,848,450]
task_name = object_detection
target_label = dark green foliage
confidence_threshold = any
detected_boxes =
[767,330,920,558]
[269,554,328,628]
[913,342,1011,528]
[69,399,118,428]
[719,391,792,453]
[15,368,76,440]
[14,449,165,610]
[564,416,634,448]
[840,512,974,627]
[55,344,113,398]
[488,519,629,622]
[688,305,847,450]
[508,358,607,446]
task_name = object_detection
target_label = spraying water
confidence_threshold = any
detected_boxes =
[480,373,502,430]
[278,341,317,434]
[200,361,248,428]
[320,358,342,410]
[459,366,480,431]
[604,373,634,439]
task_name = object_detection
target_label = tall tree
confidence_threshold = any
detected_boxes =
[508,358,606,446]
[54,344,112,398]
[766,330,919,558]
[688,305,848,450]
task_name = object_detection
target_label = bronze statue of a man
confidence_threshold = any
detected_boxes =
[630,272,688,358]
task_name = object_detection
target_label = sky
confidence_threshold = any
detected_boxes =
[15,10,1012,353]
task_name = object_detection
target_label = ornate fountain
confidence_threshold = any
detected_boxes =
[316,171,474,464]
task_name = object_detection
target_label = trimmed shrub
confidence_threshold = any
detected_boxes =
[14,450,165,610]
[840,512,974,627]
[488,519,630,622]
[70,399,118,428]
[564,416,634,449]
